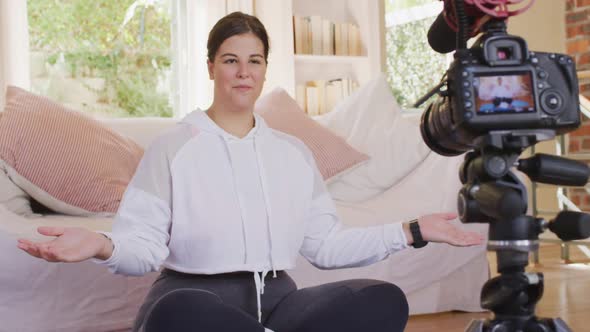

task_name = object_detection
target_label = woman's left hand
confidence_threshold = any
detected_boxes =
[405,212,485,247]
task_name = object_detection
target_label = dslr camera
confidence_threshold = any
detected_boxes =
[421,20,581,156]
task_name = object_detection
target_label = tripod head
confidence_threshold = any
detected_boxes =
[459,130,590,271]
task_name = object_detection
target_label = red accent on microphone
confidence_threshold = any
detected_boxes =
[442,0,535,35]
[469,0,536,18]
[427,0,536,54]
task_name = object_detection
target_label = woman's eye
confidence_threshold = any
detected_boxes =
[224,59,237,64]
[250,59,261,64]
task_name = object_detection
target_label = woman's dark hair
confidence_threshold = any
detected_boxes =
[207,12,270,63]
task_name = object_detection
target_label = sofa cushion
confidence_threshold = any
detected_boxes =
[0,159,35,216]
[0,86,144,216]
[255,87,369,182]
[101,117,178,149]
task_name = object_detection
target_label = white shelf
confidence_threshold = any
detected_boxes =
[294,54,369,65]
[294,55,369,85]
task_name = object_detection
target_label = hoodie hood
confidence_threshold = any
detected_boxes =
[181,109,269,141]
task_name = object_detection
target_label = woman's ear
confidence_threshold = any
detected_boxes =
[207,59,214,80]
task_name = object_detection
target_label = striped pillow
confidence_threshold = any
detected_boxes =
[0,86,143,216]
[255,88,369,181]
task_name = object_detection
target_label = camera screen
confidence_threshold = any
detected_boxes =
[473,72,535,115]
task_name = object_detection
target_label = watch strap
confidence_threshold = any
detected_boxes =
[409,219,428,248]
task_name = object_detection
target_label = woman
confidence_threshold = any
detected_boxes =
[17,12,483,332]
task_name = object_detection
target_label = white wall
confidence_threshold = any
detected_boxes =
[254,0,296,96]
[507,0,566,53]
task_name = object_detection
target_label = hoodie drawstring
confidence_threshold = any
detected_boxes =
[253,269,269,322]
[253,137,277,278]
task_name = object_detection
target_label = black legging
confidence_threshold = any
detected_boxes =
[136,269,409,332]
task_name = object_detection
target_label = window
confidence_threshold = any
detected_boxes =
[28,0,173,118]
[384,0,449,108]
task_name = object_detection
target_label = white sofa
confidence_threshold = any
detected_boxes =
[0,116,489,332]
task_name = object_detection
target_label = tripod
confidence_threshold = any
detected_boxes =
[458,130,590,332]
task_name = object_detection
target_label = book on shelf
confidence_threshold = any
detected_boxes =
[295,78,359,116]
[334,23,342,56]
[348,24,361,57]
[295,85,307,111]
[293,16,303,55]
[322,19,334,55]
[338,22,348,56]
[310,16,323,55]
[293,15,362,56]
[305,85,320,116]
[293,16,310,54]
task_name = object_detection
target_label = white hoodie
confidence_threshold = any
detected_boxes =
[94,110,409,321]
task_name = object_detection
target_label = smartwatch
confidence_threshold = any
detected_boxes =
[409,219,428,248]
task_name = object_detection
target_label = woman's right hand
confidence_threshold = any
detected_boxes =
[17,226,114,263]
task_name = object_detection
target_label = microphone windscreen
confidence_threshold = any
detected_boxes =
[427,12,458,54]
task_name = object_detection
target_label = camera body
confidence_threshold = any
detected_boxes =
[421,27,581,156]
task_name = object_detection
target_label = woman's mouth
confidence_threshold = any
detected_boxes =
[234,85,252,92]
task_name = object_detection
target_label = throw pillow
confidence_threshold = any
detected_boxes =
[255,87,369,182]
[0,86,144,216]
[315,74,431,202]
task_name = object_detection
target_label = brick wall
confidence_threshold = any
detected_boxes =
[566,0,590,210]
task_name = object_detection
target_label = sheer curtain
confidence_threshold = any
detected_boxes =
[0,0,253,116]
[0,0,254,115]
[0,0,30,110]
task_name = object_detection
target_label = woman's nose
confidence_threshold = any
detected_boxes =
[237,63,250,78]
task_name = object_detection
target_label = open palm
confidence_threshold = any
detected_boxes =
[419,213,485,246]
[17,226,108,263]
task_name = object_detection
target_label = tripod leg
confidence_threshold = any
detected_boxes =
[464,319,485,332]
[536,318,574,332]
[466,318,573,332]
[552,318,574,332]
[560,243,571,263]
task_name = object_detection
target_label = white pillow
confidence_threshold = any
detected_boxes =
[0,160,35,216]
[316,74,431,202]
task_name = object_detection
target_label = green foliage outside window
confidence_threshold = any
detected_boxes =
[28,0,173,117]
[384,0,448,108]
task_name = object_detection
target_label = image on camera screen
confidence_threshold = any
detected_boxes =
[473,72,536,114]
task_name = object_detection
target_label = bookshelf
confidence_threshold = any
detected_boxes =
[290,0,384,114]
[255,0,385,113]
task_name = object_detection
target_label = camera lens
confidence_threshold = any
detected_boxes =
[420,97,473,156]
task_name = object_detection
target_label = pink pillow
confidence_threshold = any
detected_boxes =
[255,88,369,181]
[0,86,144,216]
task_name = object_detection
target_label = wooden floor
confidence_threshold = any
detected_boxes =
[406,243,590,332]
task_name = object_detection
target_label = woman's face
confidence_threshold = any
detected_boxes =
[208,32,267,111]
